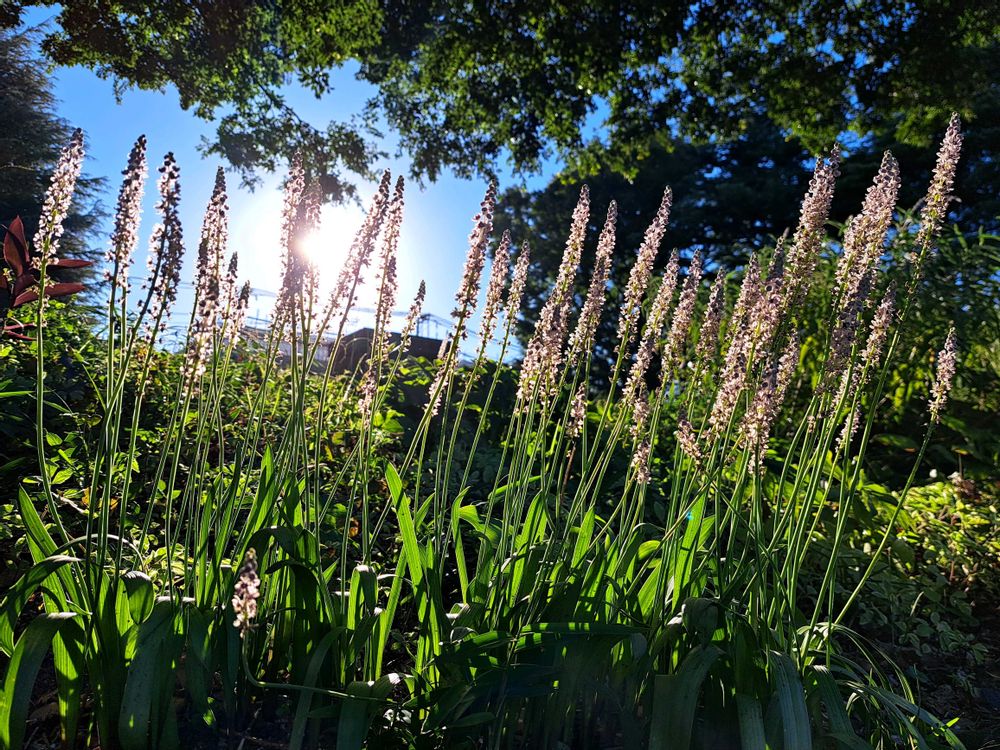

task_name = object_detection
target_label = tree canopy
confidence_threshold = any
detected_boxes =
[5,1,997,198]
[11,0,383,201]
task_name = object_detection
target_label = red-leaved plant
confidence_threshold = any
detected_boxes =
[0,215,90,338]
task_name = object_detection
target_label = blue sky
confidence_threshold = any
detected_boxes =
[21,8,557,357]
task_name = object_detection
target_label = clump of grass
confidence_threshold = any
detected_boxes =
[0,116,968,749]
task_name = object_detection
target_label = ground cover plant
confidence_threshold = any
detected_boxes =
[0,117,979,749]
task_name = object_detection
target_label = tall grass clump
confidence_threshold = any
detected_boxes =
[0,116,969,749]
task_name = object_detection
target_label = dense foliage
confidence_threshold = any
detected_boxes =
[1,118,997,749]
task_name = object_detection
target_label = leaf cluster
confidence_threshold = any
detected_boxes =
[5,1,998,200]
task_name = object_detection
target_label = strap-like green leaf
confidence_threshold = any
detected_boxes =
[52,615,85,750]
[810,665,870,748]
[375,554,406,676]
[122,570,154,625]
[648,645,722,750]
[386,463,423,589]
[770,651,813,750]
[514,493,548,553]
[0,554,79,655]
[290,630,338,750]
[0,612,83,750]
[572,507,596,566]
[456,504,501,545]
[17,487,57,556]
[348,564,377,631]
[118,599,184,750]
[736,693,767,750]
[336,676,401,750]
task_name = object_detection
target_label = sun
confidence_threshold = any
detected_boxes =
[297,205,364,285]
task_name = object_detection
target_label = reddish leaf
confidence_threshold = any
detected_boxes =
[3,217,29,275]
[2,321,36,340]
[12,271,39,297]
[14,282,85,307]
[2,331,35,341]
[42,282,86,299]
[48,258,92,269]
[13,290,39,307]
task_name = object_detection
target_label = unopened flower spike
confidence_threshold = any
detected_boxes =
[232,548,261,638]
[929,327,957,424]
[2,215,88,315]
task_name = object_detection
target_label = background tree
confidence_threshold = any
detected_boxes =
[0,28,103,280]
[366,0,999,181]
[3,1,996,198]
[7,0,384,201]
